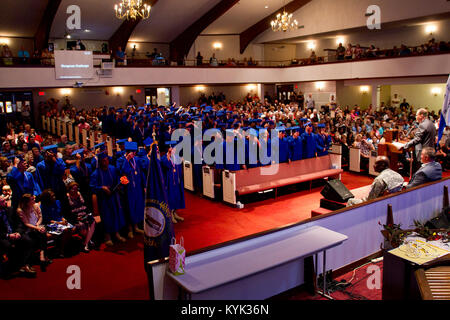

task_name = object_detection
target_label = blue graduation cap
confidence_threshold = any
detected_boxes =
[138,107,145,111]
[288,126,300,132]
[306,122,313,127]
[97,152,108,160]
[43,144,58,153]
[275,126,286,132]
[144,137,153,147]
[300,118,309,122]
[318,123,326,128]
[71,148,85,156]
[125,141,138,152]
[117,108,124,113]
[94,142,106,150]
[190,107,198,110]
[166,112,174,116]
[117,138,128,145]
[165,141,177,148]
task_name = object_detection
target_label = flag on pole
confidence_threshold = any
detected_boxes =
[438,75,450,143]
[143,142,175,263]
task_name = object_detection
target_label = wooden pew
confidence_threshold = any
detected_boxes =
[222,155,343,205]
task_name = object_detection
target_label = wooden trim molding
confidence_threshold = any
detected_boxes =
[34,0,62,52]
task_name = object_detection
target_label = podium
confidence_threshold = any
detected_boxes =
[378,130,404,172]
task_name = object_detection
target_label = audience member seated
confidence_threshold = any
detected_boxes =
[347,156,404,206]
[196,52,203,66]
[17,46,30,64]
[0,196,36,278]
[405,147,442,189]
[66,182,96,253]
[17,194,52,271]
[336,43,345,60]
[209,53,219,67]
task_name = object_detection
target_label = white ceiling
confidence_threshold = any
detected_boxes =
[50,0,123,40]
[203,0,288,34]
[0,0,49,37]
[130,0,222,42]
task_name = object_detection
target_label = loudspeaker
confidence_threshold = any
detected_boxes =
[320,198,346,211]
[320,179,354,203]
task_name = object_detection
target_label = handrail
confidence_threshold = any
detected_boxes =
[1,49,449,68]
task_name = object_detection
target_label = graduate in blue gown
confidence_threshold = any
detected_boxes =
[301,123,317,159]
[69,148,92,208]
[245,128,260,168]
[191,138,204,193]
[35,145,66,200]
[288,127,303,161]
[276,127,290,163]
[117,142,145,238]
[315,124,332,157]
[161,141,185,223]
[89,152,126,246]
[114,139,128,169]
[7,156,41,210]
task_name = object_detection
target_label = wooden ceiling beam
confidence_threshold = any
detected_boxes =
[239,0,312,54]
[34,0,62,52]
[109,0,159,54]
[170,0,240,63]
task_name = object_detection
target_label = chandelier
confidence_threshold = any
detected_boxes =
[271,10,298,32]
[114,0,151,20]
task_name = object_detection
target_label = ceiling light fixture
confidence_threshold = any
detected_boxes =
[115,0,151,20]
[271,1,299,32]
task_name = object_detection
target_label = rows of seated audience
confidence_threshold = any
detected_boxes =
[1,91,448,279]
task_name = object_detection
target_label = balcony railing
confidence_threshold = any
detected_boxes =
[1,47,449,68]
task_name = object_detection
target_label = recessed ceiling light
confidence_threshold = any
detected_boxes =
[265,5,269,9]
[84,29,91,33]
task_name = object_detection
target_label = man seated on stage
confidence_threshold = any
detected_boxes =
[404,147,442,190]
[347,156,404,206]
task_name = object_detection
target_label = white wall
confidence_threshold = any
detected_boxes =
[1,54,448,89]
[179,84,260,105]
[32,86,146,110]
[390,83,447,112]
[256,0,450,44]
[186,35,264,65]
[294,18,450,61]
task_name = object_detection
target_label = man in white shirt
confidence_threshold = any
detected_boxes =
[391,93,400,108]
[305,94,315,111]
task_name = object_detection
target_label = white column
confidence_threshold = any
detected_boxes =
[372,85,380,110]
[171,85,180,105]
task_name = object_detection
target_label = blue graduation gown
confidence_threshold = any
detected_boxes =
[315,134,332,157]
[223,140,241,171]
[288,136,303,161]
[191,144,203,191]
[161,155,185,211]
[6,167,41,209]
[118,157,145,225]
[245,139,259,168]
[90,165,125,233]
[41,200,63,224]
[278,137,290,163]
[36,158,66,197]
[301,132,317,159]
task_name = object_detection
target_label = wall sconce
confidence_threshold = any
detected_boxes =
[195,85,206,92]
[246,84,257,92]
[0,38,10,45]
[315,82,325,91]
[130,43,138,49]
[431,87,441,96]
[307,41,316,50]
[213,42,222,50]
[360,86,369,93]
[61,88,71,96]
[336,37,345,45]
[113,87,124,95]
[425,25,437,35]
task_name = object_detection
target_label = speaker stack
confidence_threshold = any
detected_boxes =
[320,180,354,210]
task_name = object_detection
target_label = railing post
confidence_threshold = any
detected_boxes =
[443,185,449,209]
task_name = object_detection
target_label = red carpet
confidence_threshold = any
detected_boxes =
[0,171,441,300]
